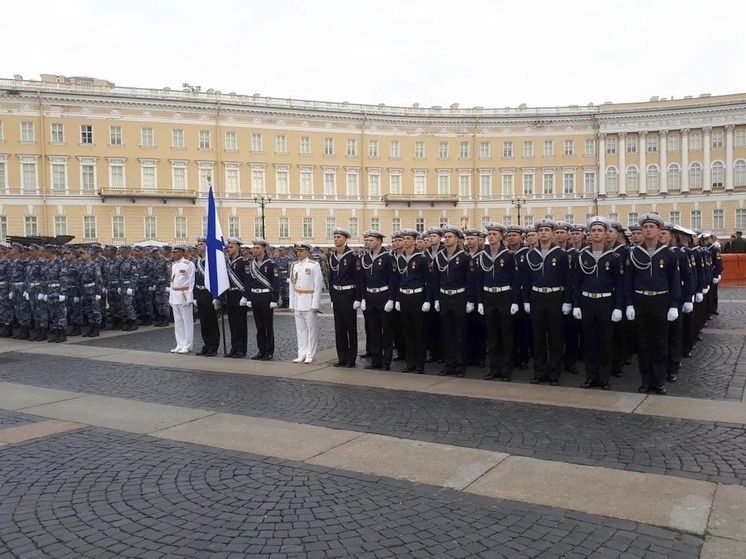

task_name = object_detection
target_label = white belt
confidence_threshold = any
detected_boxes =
[366,286,389,293]
[400,287,423,295]
[582,291,612,299]
[532,286,565,293]
[46,283,60,288]
[83,282,96,288]
[483,285,511,293]
[440,287,465,295]
[251,288,270,293]
[333,284,355,291]
[28,282,41,288]
[635,290,668,296]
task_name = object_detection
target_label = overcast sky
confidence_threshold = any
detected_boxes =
[4,0,745,109]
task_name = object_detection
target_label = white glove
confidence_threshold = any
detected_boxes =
[43,294,48,301]
[117,288,122,294]
[182,302,191,308]
[703,286,710,295]
[611,309,622,322]
[102,288,107,294]
[8,292,12,300]
[359,299,366,312]
[434,300,441,312]
[95,295,101,301]
[384,300,394,312]
[524,303,531,314]
[713,276,721,284]
[73,297,80,303]
[59,295,66,302]
[395,301,401,311]
[37,293,44,301]
[510,303,519,315]
[695,292,704,303]
[166,287,171,292]
[149,285,156,292]
[270,302,278,309]
[667,307,679,322]
[126,288,133,296]
[421,301,430,312]
[353,300,362,310]
[477,303,484,315]
[239,296,248,306]
[466,302,475,313]
[23,291,29,300]
[212,299,220,310]
[626,305,635,321]
[562,303,572,315]
[572,307,582,320]
[682,302,694,314]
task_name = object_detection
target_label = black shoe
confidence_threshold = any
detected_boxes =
[35,328,48,342]
[46,329,58,343]
[333,361,347,367]
[55,331,67,343]
[89,326,100,338]
[624,358,632,365]
[684,351,692,358]
[251,353,264,360]
[638,384,650,394]
[425,356,435,363]
[519,362,529,370]
[364,364,381,370]
[196,348,208,356]
[401,366,417,373]
[437,369,449,376]
[345,362,356,368]
[393,354,405,361]
[381,365,390,371]
[600,382,611,391]
[455,372,465,378]
[565,366,579,375]
[611,370,623,378]
[696,335,704,341]
[414,368,424,374]
[500,376,512,382]
[530,376,547,384]
[655,385,668,395]
[260,354,273,361]
[231,352,246,359]
[204,351,217,357]
[360,352,371,358]
[712,310,720,315]
[436,357,445,364]
[483,372,500,380]
[549,380,559,386]
[667,373,678,382]
[580,380,598,389]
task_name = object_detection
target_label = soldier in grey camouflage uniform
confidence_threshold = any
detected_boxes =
[151,247,171,326]
[134,246,154,326]
[10,245,31,339]
[273,246,293,308]
[118,246,140,331]
[106,246,123,330]
[0,245,13,337]
[25,245,48,341]
[63,247,84,336]
[79,246,103,337]
[42,245,68,343]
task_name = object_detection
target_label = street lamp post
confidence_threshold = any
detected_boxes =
[512,198,527,226]
[254,194,272,240]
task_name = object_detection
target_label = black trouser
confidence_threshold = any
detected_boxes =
[439,291,467,374]
[392,309,406,357]
[464,311,486,366]
[513,310,531,366]
[250,291,274,355]
[580,296,614,384]
[708,283,719,314]
[331,289,358,364]
[667,308,683,376]
[195,287,220,352]
[611,320,626,376]
[400,291,426,370]
[682,306,696,355]
[530,290,564,382]
[426,310,442,361]
[563,314,580,369]
[634,292,669,388]
[483,290,514,377]
[365,290,393,367]
[225,289,248,355]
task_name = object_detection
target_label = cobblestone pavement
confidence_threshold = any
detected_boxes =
[0,409,42,429]
[0,424,703,559]
[2,353,746,486]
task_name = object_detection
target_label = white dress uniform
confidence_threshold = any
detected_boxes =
[289,256,324,362]
[169,255,196,353]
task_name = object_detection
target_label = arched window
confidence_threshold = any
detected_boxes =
[690,162,702,189]
[647,164,659,193]
[712,161,724,187]
[606,166,618,193]
[667,163,680,190]
[735,160,746,187]
[626,166,638,192]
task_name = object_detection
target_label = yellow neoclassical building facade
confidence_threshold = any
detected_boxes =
[1,73,746,245]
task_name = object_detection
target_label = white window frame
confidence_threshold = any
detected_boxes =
[323,167,337,198]
[390,140,400,158]
[21,157,39,193]
[171,161,188,191]
[367,168,381,198]
[543,170,555,195]
[144,215,157,239]
[140,127,154,148]
[83,215,97,240]
[21,122,35,143]
[414,170,427,195]
[225,131,238,151]
[668,163,680,190]
[140,160,157,190]
[275,164,290,197]
[346,168,360,199]
[172,129,185,149]
[389,169,402,195]
[199,130,211,150]
[51,123,64,144]
[175,215,187,239]
[251,164,266,195]
[112,215,125,240]
[224,163,240,195]
[108,158,125,189]
[251,133,263,153]
[275,134,287,154]
[110,126,123,146]
[50,158,68,193]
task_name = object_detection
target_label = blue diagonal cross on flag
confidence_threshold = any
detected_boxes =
[205,185,229,299]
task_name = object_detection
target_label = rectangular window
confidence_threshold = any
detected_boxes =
[110,126,123,146]
[668,134,679,152]
[370,217,380,232]
[110,162,124,188]
[199,167,212,192]
[251,133,263,152]
[414,141,425,159]
[390,140,400,158]
[480,141,491,159]
[172,167,186,191]
[690,133,702,151]
[523,141,534,158]
[389,171,402,194]
[543,171,554,195]
[276,167,290,196]
[392,217,401,233]
[0,121,4,142]
[300,168,313,197]
[584,139,595,155]
[563,170,575,194]
[175,216,187,239]
[348,217,358,238]
[736,162,746,186]
[54,215,67,236]
[141,164,157,190]
[368,139,379,158]
[51,123,64,144]
[564,140,574,156]
[606,138,616,154]
[668,165,680,189]
[501,172,513,196]
[199,130,211,149]
[324,169,336,197]
[713,209,724,231]
[112,215,125,240]
[21,122,35,142]
[690,165,702,189]
[346,170,359,198]
[415,217,425,232]
[647,135,658,153]
[275,134,286,154]
[324,138,334,156]
[584,170,596,193]
[300,136,311,155]
[225,131,237,151]
[302,217,313,238]
[22,161,38,193]
[346,139,357,157]
[144,216,157,239]
[80,124,93,145]
[522,170,534,195]
[565,214,574,224]
[523,214,533,227]
[140,127,154,147]
[368,170,381,197]
[414,171,426,195]
[628,212,638,226]
[503,141,513,158]
[626,137,637,154]
[437,172,450,195]
[51,162,66,193]
[458,173,471,197]
[691,210,702,230]
[544,140,554,156]
[0,160,7,193]
[254,217,263,238]
[24,216,38,236]
[279,216,289,239]
[172,129,184,148]
[669,211,680,225]
[439,141,449,159]
[228,216,240,239]
[736,129,746,148]
[712,131,723,149]
[251,167,266,194]
[459,141,470,159]
[83,215,96,240]
[225,168,239,194]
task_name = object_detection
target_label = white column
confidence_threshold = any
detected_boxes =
[639,132,647,196]
[660,130,668,195]
[598,133,606,196]
[703,126,712,192]
[618,133,627,197]
[726,124,734,191]
[681,129,690,193]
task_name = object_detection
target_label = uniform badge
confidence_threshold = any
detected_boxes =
[551,258,556,267]
[342,258,347,266]
[273,269,279,277]
[411,262,416,269]
[455,257,460,265]
[304,268,311,275]
[499,259,504,267]
[659,259,665,269]
[605,261,610,270]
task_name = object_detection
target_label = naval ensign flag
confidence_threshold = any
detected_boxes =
[205,185,229,299]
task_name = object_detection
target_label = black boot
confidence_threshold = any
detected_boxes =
[18,326,30,340]
[88,324,100,338]
[111,318,123,330]
[68,325,82,337]
[141,315,152,326]
[47,329,59,343]
[55,329,67,343]
[35,328,48,342]
[0,325,11,338]
[81,325,92,337]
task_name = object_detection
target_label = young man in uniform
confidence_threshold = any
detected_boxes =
[247,238,279,361]
[169,245,195,354]
[289,242,324,363]
[328,228,364,367]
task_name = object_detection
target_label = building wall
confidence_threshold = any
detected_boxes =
[1,74,745,244]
